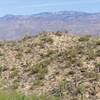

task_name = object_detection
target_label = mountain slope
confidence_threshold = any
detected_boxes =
[0,11,100,40]
[0,32,100,100]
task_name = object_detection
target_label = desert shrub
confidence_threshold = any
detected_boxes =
[66,47,78,64]
[0,53,4,56]
[95,62,100,72]
[73,84,85,96]
[59,79,69,91]
[86,49,96,60]
[96,50,100,56]
[83,71,98,79]
[96,40,100,45]
[50,87,63,98]
[10,83,19,90]
[22,35,32,41]
[75,45,85,54]
[41,37,54,44]
[0,42,4,46]
[32,80,44,86]
[14,45,23,52]
[44,49,57,58]
[0,65,7,75]
[67,47,77,57]
[58,79,83,98]
[9,68,19,78]
[28,58,49,79]
[55,31,62,36]
[15,52,23,59]
[78,35,91,42]
[24,48,32,53]
[36,42,45,48]
[30,65,48,77]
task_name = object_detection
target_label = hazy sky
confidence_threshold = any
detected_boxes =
[0,0,100,16]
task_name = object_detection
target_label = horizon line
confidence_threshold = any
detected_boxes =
[0,10,100,17]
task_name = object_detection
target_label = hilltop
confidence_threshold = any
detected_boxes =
[0,32,100,100]
[0,11,100,40]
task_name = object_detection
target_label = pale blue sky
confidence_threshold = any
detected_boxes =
[0,0,100,16]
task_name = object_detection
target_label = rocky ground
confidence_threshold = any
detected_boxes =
[0,32,100,100]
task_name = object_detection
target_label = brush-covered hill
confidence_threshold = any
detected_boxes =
[0,32,100,100]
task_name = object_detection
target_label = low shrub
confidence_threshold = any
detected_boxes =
[78,35,91,42]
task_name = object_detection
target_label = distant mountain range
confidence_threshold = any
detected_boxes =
[0,11,100,40]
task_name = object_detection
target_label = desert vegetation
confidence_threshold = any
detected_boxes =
[0,32,99,100]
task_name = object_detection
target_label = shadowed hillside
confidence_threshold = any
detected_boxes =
[0,32,100,100]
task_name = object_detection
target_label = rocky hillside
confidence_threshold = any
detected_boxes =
[0,32,100,100]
